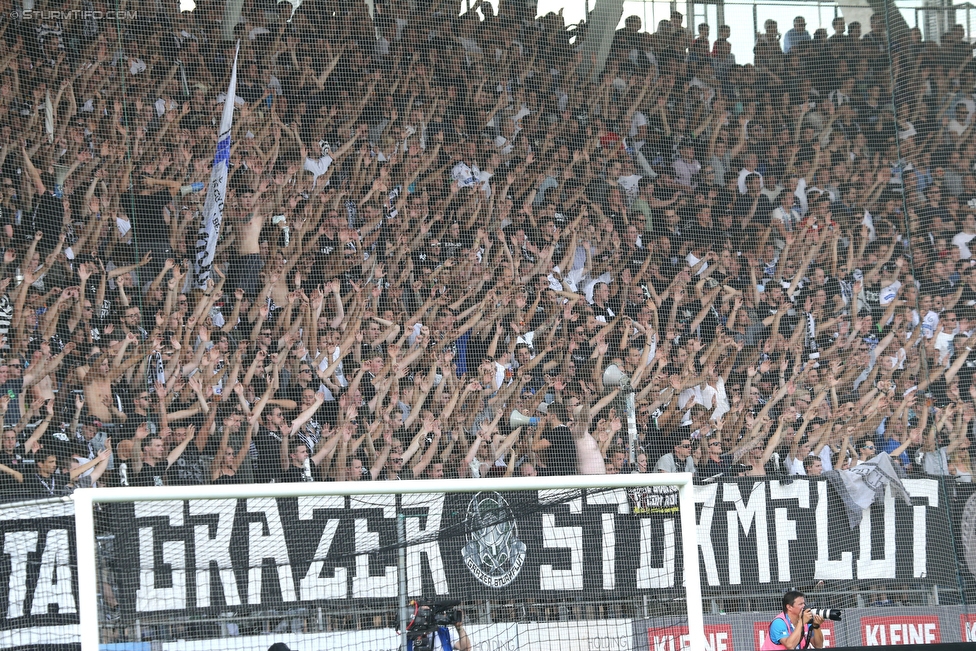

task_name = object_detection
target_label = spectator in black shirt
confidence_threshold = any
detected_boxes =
[957,266,976,308]
[118,183,179,278]
[165,424,213,486]
[254,390,325,482]
[21,153,64,255]
[253,405,288,483]
[0,440,23,499]
[24,452,65,497]
[591,282,616,323]
[698,436,733,478]
[734,173,775,236]
[280,435,333,482]
[0,428,25,473]
[131,423,196,487]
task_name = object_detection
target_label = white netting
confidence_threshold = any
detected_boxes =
[78,480,697,650]
[2,0,976,648]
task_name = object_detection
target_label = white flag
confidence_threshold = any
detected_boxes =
[193,41,240,290]
[44,90,54,143]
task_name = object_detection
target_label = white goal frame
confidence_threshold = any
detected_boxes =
[73,472,703,651]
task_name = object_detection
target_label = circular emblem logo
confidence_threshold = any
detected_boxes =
[960,491,976,578]
[461,492,526,588]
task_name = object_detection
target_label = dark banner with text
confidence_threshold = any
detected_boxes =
[949,480,976,604]
[103,478,958,616]
[0,499,79,650]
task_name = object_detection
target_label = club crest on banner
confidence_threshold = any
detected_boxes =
[461,492,526,589]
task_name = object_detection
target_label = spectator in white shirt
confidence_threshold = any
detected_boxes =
[952,213,976,259]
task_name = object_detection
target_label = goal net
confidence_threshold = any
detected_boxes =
[72,475,702,651]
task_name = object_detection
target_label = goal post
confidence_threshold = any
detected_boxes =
[73,472,703,651]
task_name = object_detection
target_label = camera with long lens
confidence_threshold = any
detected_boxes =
[806,607,842,621]
[406,599,463,651]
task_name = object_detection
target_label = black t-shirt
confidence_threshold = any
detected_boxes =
[592,302,616,322]
[919,205,953,228]
[621,244,649,273]
[440,233,470,258]
[165,446,210,486]
[119,190,173,243]
[569,341,594,370]
[360,373,377,404]
[0,451,25,500]
[699,455,733,479]
[306,238,340,286]
[733,193,775,231]
[919,278,954,298]
[543,425,577,476]
[253,427,285,482]
[662,297,703,335]
[281,464,314,483]
[31,193,64,254]
[24,471,67,498]
[822,276,845,303]
[465,335,492,376]
[213,472,245,485]
[959,282,976,307]
[0,379,23,429]
[101,463,132,488]
[411,245,442,274]
[862,282,884,319]
[41,425,76,457]
[131,461,167,487]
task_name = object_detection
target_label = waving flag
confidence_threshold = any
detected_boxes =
[825,452,911,529]
[193,41,240,290]
[44,90,54,143]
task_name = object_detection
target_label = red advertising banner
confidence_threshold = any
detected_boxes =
[960,613,976,642]
[860,615,941,645]
[647,624,735,651]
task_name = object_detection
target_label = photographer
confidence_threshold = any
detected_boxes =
[407,605,471,651]
[761,590,824,649]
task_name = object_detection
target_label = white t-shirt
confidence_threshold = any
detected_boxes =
[794,177,827,216]
[878,281,901,306]
[737,168,763,194]
[935,330,956,362]
[678,379,729,422]
[771,206,801,232]
[686,252,709,275]
[580,272,613,304]
[617,174,642,202]
[952,231,976,259]
[921,310,940,338]
[819,446,833,471]
[786,454,806,475]
[629,111,648,150]
[451,161,491,195]
[922,447,950,476]
[304,153,334,187]
[493,362,508,392]
[949,118,971,137]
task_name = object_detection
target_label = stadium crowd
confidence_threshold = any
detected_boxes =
[0,0,975,498]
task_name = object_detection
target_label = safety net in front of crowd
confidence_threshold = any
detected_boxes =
[4,0,976,648]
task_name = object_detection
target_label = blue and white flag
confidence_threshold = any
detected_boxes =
[193,41,240,290]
